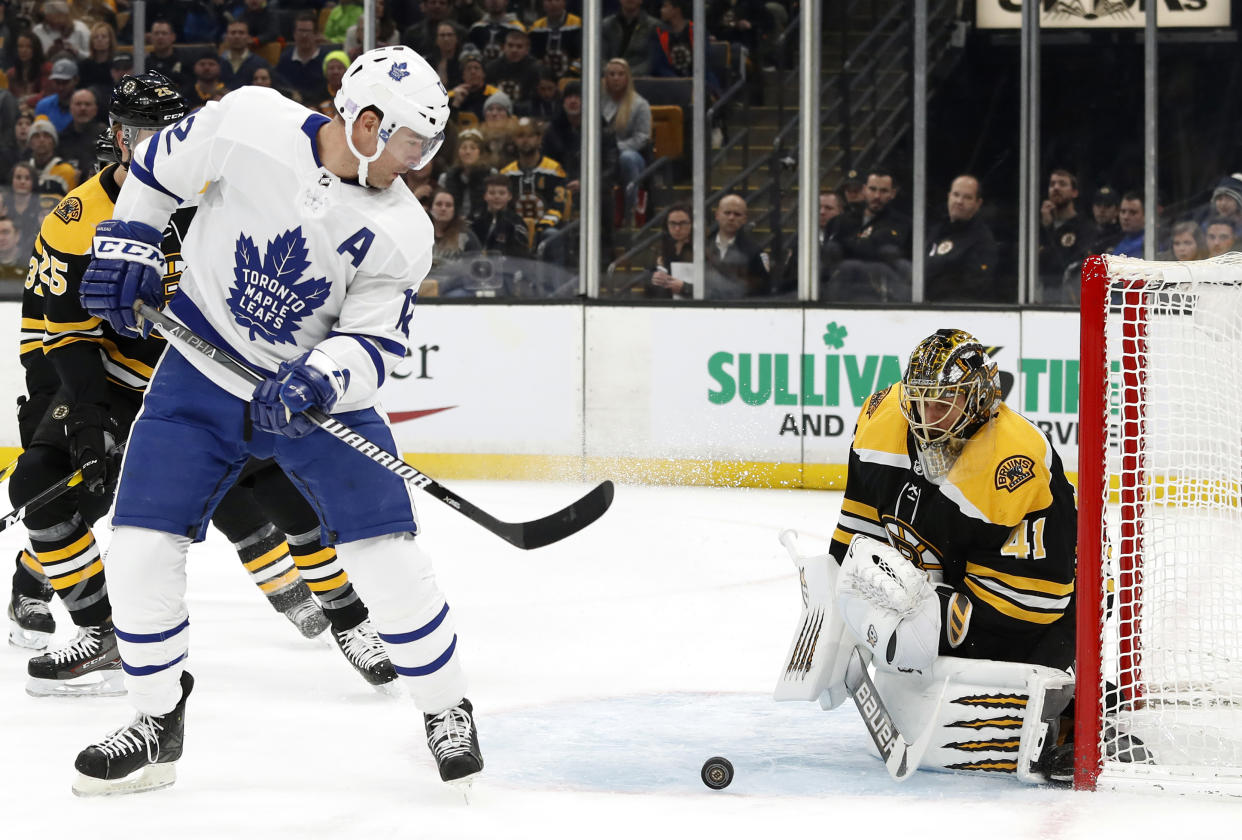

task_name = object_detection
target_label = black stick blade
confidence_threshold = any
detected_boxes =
[512,480,615,550]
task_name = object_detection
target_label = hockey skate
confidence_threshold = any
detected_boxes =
[73,671,194,797]
[425,698,483,789]
[332,620,398,688]
[8,585,55,650]
[27,619,125,697]
[282,595,331,639]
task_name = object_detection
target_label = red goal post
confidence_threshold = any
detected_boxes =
[1077,253,1242,795]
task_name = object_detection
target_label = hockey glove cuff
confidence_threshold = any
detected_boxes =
[63,404,120,494]
[250,351,346,439]
[81,220,167,338]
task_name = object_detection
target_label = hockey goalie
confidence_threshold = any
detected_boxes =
[775,329,1079,783]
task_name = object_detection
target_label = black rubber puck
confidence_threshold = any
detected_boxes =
[701,756,734,790]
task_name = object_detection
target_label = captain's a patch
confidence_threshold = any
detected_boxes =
[994,455,1036,492]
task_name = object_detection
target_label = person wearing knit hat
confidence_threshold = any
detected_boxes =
[27,117,78,195]
[1211,173,1242,230]
[483,89,512,118]
[322,49,351,99]
[450,47,497,126]
[1090,186,1122,253]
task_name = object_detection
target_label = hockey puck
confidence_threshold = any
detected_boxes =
[701,756,734,790]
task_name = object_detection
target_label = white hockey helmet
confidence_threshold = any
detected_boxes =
[334,45,449,187]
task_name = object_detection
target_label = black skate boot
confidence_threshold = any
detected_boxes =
[73,671,194,797]
[281,594,331,639]
[27,618,124,697]
[424,698,483,785]
[332,620,398,687]
[8,583,55,650]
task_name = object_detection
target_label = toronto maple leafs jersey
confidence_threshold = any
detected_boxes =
[829,386,1077,671]
[113,86,433,412]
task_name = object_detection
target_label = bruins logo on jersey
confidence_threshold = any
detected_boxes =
[53,196,83,224]
[52,403,69,420]
[995,455,1036,492]
[865,386,891,418]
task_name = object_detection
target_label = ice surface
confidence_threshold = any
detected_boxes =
[1,482,1237,838]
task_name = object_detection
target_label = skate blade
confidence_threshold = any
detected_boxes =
[9,624,52,651]
[447,775,476,804]
[27,669,126,698]
[72,762,176,797]
[373,679,402,698]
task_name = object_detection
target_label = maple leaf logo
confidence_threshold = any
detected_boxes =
[227,227,330,345]
[389,61,410,82]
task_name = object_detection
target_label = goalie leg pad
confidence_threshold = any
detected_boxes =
[836,535,940,674]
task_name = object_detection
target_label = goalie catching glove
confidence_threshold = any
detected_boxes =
[80,220,167,337]
[250,350,348,438]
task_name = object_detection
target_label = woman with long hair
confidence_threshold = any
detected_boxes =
[430,22,464,90]
[602,58,651,224]
[428,188,481,275]
[7,31,51,106]
[438,128,495,222]
[77,21,116,92]
[1168,219,1209,261]
[7,161,44,256]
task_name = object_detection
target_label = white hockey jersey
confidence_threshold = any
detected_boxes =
[114,86,433,412]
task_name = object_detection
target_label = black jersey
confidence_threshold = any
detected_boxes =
[829,386,1077,669]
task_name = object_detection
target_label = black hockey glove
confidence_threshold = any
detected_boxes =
[63,404,119,494]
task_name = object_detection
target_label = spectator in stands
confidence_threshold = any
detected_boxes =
[57,87,104,177]
[925,174,1001,303]
[33,1,89,60]
[12,109,33,159]
[825,168,911,302]
[0,216,25,284]
[530,0,581,80]
[0,3,23,71]
[34,58,78,132]
[646,202,694,298]
[26,118,75,194]
[481,89,516,164]
[1205,217,1237,257]
[472,172,531,258]
[237,0,282,46]
[8,32,51,106]
[500,116,567,249]
[346,0,400,58]
[0,87,18,177]
[602,0,657,76]
[1089,186,1121,254]
[1207,173,1242,233]
[703,192,770,298]
[404,0,455,56]
[707,0,763,56]
[1106,192,1146,258]
[77,21,117,94]
[219,19,271,91]
[308,49,350,109]
[439,127,495,221]
[98,52,133,111]
[186,51,229,109]
[486,28,540,112]
[840,168,865,212]
[821,190,842,228]
[1038,168,1094,304]
[429,21,465,89]
[449,47,496,126]
[521,66,561,123]
[468,0,523,63]
[602,57,650,226]
[7,161,45,255]
[652,0,696,78]
[277,11,331,104]
[146,19,189,90]
[324,0,364,45]
[541,78,580,189]
[181,0,229,44]
[429,187,482,271]
[779,189,845,291]
[1162,220,1207,262]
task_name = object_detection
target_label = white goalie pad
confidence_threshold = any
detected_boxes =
[773,530,853,709]
[871,657,1073,783]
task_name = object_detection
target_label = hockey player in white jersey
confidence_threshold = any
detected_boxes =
[72,46,481,796]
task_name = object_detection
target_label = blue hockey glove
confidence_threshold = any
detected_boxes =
[250,353,343,439]
[80,220,167,337]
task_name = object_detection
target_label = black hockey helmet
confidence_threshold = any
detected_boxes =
[108,71,189,166]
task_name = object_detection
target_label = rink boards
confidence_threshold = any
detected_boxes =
[0,303,1083,488]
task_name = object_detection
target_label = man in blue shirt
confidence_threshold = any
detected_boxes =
[34,58,79,133]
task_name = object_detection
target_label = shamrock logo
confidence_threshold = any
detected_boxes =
[389,62,410,82]
[228,227,330,345]
[822,321,848,349]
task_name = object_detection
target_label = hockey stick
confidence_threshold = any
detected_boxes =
[843,645,944,781]
[0,442,128,535]
[136,304,614,550]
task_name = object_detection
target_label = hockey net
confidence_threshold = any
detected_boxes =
[1078,253,1242,795]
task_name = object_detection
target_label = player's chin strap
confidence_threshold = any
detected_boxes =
[342,111,387,189]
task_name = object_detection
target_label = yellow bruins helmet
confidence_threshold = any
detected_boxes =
[900,329,1000,447]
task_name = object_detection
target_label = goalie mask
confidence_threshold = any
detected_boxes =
[899,329,1000,480]
[334,45,449,188]
[107,71,189,168]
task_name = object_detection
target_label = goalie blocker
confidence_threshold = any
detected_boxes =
[774,531,1073,782]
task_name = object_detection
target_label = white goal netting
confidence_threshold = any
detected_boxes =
[1081,253,1242,795]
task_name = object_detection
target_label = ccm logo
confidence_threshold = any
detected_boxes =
[95,239,162,260]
